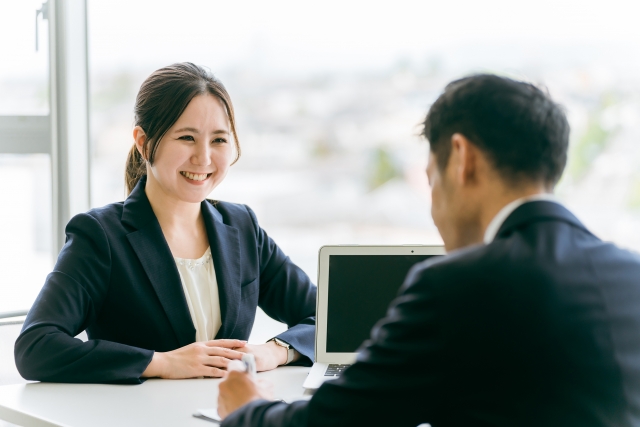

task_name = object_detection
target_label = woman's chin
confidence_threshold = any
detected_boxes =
[178,192,212,204]
[179,184,218,203]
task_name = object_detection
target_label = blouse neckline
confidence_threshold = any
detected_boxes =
[174,247,212,269]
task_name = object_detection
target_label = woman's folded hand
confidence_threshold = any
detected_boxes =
[142,339,247,379]
[232,341,289,372]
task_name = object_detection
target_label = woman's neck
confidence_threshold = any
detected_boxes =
[144,175,202,230]
[143,174,210,259]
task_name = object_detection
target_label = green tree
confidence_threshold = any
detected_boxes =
[368,147,401,190]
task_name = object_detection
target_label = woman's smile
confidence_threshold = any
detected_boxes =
[179,171,212,184]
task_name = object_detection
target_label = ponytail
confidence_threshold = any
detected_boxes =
[125,144,146,196]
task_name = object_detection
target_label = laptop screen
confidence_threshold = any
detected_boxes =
[326,254,436,353]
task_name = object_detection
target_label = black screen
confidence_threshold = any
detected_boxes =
[326,254,436,353]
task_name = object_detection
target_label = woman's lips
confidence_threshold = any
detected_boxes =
[180,171,212,184]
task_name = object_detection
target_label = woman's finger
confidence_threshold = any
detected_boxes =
[206,346,245,359]
[205,366,227,378]
[204,356,232,368]
[205,339,247,348]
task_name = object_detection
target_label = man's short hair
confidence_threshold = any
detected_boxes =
[422,74,570,187]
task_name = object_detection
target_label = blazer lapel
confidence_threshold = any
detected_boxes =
[122,176,196,348]
[201,201,242,338]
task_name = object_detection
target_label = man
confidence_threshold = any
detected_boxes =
[216,74,640,426]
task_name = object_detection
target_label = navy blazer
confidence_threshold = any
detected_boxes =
[15,176,316,384]
[224,201,640,427]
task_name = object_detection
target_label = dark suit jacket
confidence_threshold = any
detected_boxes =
[224,201,640,427]
[14,176,316,384]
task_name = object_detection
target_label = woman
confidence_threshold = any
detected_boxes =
[14,63,316,384]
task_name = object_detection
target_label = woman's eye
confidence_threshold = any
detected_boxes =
[178,135,195,141]
[212,138,227,144]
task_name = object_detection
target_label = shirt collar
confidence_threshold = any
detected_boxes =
[483,194,560,244]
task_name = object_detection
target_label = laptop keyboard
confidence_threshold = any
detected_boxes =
[324,364,352,376]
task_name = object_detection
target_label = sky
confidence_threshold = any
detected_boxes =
[2,0,640,80]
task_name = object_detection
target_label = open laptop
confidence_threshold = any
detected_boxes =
[303,245,446,389]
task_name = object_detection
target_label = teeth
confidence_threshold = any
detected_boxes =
[181,171,208,181]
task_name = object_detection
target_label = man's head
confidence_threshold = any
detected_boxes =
[422,74,570,251]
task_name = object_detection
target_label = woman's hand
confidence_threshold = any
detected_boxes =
[142,339,247,379]
[233,342,285,372]
[233,341,297,372]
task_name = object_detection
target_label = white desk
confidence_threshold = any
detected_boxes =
[0,367,311,427]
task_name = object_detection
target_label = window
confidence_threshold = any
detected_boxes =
[0,155,52,313]
[0,0,49,116]
[3,0,639,329]
[88,0,640,287]
[0,1,52,314]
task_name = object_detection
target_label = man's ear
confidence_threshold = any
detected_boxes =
[450,133,478,186]
[132,126,147,160]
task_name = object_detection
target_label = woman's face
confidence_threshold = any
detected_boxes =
[144,94,234,204]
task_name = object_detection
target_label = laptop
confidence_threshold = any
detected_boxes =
[303,245,446,389]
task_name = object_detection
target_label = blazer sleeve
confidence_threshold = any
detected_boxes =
[245,206,316,364]
[14,213,154,384]
[222,263,447,427]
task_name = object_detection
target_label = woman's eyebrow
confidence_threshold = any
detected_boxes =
[174,127,229,135]
[174,127,199,133]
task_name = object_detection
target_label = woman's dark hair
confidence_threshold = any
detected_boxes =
[125,62,241,195]
[422,74,570,187]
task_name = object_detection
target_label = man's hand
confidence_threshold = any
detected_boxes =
[218,370,273,419]
[141,339,247,379]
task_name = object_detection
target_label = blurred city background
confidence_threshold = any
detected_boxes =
[1,1,640,380]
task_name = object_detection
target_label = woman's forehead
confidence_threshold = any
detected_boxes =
[173,94,230,131]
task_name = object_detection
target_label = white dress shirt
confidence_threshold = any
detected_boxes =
[483,194,560,244]
[174,247,222,342]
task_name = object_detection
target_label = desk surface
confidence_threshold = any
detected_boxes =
[0,367,311,427]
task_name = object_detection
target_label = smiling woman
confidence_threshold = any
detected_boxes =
[14,63,316,384]
[138,95,235,211]
[125,63,240,197]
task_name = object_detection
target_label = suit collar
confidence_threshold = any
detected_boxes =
[495,200,589,241]
[484,194,558,243]
[122,175,242,345]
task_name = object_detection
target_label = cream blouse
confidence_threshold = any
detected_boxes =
[174,247,222,342]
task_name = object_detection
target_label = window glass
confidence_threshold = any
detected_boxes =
[0,0,49,115]
[88,0,640,293]
[0,155,52,313]
[0,1,52,315]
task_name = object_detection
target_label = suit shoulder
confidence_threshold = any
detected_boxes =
[402,243,506,298]
[65,202,124,235]
[586,238,640,272]
[84,202,124,224]
[410,243,494,279]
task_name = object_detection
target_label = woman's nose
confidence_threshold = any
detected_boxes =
[192,143,212,166]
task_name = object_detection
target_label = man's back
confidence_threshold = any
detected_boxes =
[301,201,640,427]
[420,200,640,425]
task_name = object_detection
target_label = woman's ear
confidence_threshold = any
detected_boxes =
[133,126,147,160]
